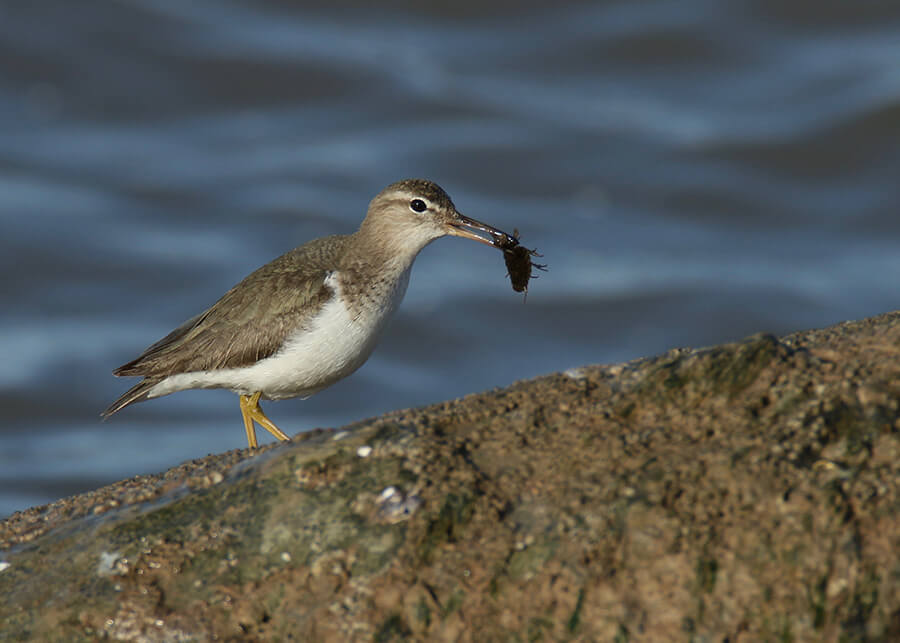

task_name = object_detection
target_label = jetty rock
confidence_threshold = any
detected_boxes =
[3,312,900,641]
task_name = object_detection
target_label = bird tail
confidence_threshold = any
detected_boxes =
[101,379,160,419]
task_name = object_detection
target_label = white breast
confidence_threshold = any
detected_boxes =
[147,268,411,401]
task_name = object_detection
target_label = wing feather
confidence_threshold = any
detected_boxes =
[112,235,346,378]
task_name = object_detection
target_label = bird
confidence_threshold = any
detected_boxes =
[102,179,512,448]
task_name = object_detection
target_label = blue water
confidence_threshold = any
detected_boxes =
[2,0,899,517]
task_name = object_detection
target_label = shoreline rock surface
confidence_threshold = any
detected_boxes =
[3,312,900,641]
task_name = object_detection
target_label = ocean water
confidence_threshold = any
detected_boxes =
[2,0,899,517]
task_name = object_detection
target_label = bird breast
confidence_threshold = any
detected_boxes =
[246,267,412,399]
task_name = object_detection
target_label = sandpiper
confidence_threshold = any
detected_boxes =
[103,179,514,448]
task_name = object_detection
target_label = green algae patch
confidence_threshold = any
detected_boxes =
[640,334,787,407]
[704,334,783,397]
[417,493,476,563]
[108,473,275,548]
[507,540,558,580]
[374,612,413,642]
[567,587,585,633]
[696,554,719,594]
[0,424,419,641]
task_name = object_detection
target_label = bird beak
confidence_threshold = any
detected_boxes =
[447,211,513,248]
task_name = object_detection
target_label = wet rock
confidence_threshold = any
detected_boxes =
[3,313,900,641]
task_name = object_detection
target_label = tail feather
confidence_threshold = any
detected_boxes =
[101,379,161,419]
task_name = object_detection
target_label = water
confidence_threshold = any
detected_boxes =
[2,0,899,518]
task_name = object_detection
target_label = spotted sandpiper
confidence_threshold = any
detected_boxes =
[103,179,515,448]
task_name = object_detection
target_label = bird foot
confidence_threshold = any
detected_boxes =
[239,392,291,448]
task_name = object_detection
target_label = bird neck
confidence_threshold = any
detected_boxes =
[330,223,422,319]
[349,214,437,277]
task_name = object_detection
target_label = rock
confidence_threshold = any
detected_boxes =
[3,312,900,641]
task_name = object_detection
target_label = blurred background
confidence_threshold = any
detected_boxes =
[1,0,899,518]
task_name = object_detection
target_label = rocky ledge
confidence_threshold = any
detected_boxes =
[2,313,900,641]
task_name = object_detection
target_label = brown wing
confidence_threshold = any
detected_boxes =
[113,235,347,378]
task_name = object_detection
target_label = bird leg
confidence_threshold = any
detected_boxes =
[239,392,291,449]
[240,396,258,449]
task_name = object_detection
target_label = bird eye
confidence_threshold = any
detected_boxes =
[409,199,427,213]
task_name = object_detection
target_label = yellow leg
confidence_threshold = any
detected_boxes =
[239,394,259,449]
[238,392,291,448]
